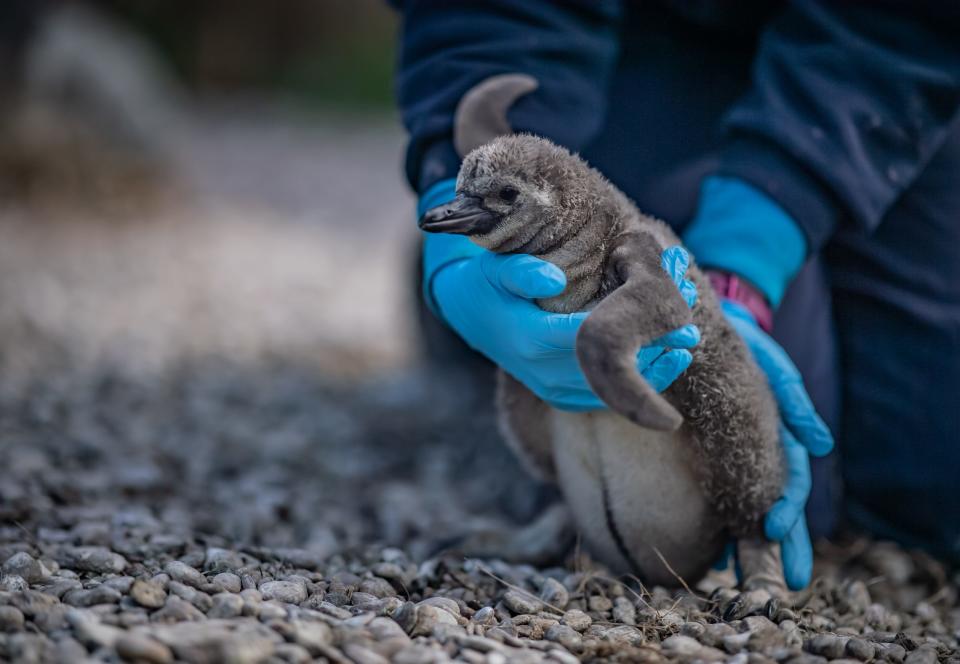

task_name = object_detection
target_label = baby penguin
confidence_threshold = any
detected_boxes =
[420,76,787,601]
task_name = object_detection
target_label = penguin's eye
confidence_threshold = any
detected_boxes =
[499,187,519,203]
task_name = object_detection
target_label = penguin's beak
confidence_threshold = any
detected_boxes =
[418,195,500,235]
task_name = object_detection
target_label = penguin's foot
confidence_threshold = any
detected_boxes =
[720,538,790,620]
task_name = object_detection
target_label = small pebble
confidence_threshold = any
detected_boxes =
[0,606,25,632]
[208,592,244,619]
[130,580,167,609]
[260,580,308,604]
[211,572,242,593]
[539,578,569,609]
[561,609,591,632]
[587,595,613,613]
[115,633,174,664]
[55,547,127,574]
[163,561,205,589]
[502,590,542,615]
[3,552,46,584]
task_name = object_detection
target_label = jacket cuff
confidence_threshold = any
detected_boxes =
[716,135,842,253]
[683,175,806,308]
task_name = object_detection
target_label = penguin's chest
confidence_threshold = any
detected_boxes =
[549,410,726,585]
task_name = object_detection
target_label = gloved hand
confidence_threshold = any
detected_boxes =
[685,175,834,590]
[419,178,701,410]
[723,301,833,590]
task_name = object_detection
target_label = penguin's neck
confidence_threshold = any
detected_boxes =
[533,216,616,314]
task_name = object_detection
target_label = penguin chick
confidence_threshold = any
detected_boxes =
[421,130,785,591]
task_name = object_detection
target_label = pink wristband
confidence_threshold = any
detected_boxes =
[707,271,774,334]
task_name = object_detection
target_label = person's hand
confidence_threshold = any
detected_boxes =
[723,300,834,590]
[430,247,700,409]
[419,179,700,410]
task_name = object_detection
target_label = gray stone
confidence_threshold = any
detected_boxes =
[612,596,636,625]
[663,634,706,656]
[586,595,612,613]
[1,575,27,592]
[259,580,307,604]
[806,634,850,659]
[418,596,461,617]
[545,624,582,651]
[344,643,390,664]
[273,642,313,664]
[0,606,25,632]
[130,579,167,609]
[150,596,206,623]
[502,590,542,615]
[846,638,876,661]
[257,600,288,621]
[63,584,122,607]
[410,604,458,637]
[55,547,127,574]
[116,633,174,663]
[103,576,135,593]
[208,592,244,619]
[163,561,206,588]
[212,572,242,594]
[472,606,496,626]
[290,619,333,655]
[66,608,124,648]
[561,609,591,632]
[204,548,245,573]
[539,578,569,610]
[2,552,46,584]
[905,647,939,664]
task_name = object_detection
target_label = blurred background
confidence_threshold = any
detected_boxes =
[0,0,414,378]
[0,0,553,562]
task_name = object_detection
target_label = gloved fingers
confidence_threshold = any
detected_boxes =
[765,425,811,541]
[483,252,566,299]
[679,276,698,308]
[641,349,693,393]
[661,246,689,284]
[659,246,698,308]
[636,345,664,372]
[781,515,814,591]
[777,381,834,458]
[651,323,701,349]
[532,311,590,352]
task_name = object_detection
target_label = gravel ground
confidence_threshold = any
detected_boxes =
[1,359,959,664]
[0,59,957,663]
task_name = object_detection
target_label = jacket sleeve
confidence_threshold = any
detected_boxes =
[716,2,960,251]
[393,0,623,193]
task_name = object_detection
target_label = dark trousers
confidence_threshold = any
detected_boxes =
[577,5,960,561]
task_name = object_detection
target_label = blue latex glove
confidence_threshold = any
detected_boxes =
[419,179,701,410]
[684,176,807,307]
[723,300,834,590]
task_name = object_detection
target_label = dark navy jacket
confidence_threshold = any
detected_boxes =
[392,0,960,257]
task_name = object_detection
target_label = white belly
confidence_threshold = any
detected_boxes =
[550,410,725,585]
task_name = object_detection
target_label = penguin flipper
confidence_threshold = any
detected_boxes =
[576,231,693,431]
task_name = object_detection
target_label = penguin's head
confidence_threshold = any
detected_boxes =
[419,134,582,253]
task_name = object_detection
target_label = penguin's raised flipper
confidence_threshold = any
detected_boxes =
[576,231,693,431]
[454,73,538,158]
